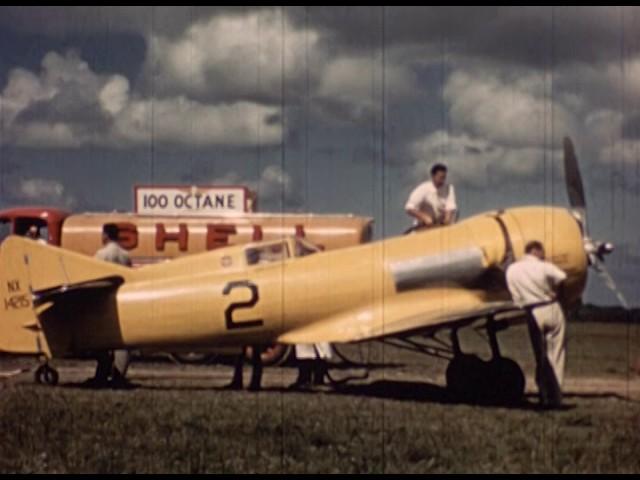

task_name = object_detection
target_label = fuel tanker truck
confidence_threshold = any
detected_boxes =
[0,186,373,365]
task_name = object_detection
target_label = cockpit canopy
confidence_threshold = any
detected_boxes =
[245,237,321,266]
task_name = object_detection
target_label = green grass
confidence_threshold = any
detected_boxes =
[1,320,639,473]
[1,385,639,473]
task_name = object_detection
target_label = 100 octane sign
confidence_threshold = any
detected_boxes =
[135,185,249,216]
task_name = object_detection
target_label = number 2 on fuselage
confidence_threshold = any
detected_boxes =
[223,280,264,330]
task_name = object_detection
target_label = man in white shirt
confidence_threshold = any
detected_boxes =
[88,223,133,388]
[95,224,133,267]
[405,163,457,230]
[289,343,333,390]
[506,240,568,409]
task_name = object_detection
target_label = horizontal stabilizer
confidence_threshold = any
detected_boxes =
[32,275,124,307]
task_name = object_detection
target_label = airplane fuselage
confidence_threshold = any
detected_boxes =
[67,206,587,352]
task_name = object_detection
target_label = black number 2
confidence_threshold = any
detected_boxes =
[223,280,264,330]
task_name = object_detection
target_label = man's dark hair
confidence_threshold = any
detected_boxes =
[102,223,119,241]
[430,163,448,176]
[525,240,544,254]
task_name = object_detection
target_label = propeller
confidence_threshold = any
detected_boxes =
[563,136,629,308]
[563,137,587,231]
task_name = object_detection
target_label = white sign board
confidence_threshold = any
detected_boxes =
[135,185,249,216]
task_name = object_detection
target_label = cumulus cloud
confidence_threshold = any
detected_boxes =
[509,56,640,170]
[290,6,640,68]
[0,51,283,148]
[410,130,559,189]
[443,69,579,149]
[0,51,113,147]
[2,7,639,171]
[211,164,300,208]
[0,9,424,148]
[146,9,321,103]
[99,75,130,116]
[401,66,577,188]
[257,164,294,201]
[432,58,640,177]
[4,7,638,68]
[6,178,76,208]
[113,98,281,148]
[315,54,417,122]
[599,140,640,166]
[143,8,421,124]
[0,6,254,38]
[584,110,623,145]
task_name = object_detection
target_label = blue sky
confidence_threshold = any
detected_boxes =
[0,6,639,305]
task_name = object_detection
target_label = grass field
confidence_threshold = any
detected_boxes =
[1,320,639,473]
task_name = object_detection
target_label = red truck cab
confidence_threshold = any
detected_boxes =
[0,207,70,245]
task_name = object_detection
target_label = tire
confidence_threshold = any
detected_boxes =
[34,365,59,386]
[445,354,488,402]
[485,357,526,405]
[446,355,525,405]
[170,352,219,365]
[246,344,292,367]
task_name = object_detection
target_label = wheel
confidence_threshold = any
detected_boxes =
[34,365,59,386]
[484,357,526,405]
[445,354,488,402]
[170,352,219,365]
[246,344,292,367]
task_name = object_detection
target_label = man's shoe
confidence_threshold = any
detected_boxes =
[223,381,243,390]
[540,401,566,411]
[287,379,312,391]
[79,377,110,389]
[108,372,136,390]
[247,381,261,392]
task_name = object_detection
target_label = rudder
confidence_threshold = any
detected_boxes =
[0,236,130,356]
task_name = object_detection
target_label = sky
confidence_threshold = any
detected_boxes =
[0,6,639,306]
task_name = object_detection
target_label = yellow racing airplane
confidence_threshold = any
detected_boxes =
[0,138,624,402]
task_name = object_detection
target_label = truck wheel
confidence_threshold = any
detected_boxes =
[170,352,219,365]
[246,344,292,367]
[35,364,59,386]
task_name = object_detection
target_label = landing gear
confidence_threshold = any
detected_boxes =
[445,353,487,401]
[484,357,525,405]
[445,319,525,405]
[34,364,59,386]
[375,315,527,404]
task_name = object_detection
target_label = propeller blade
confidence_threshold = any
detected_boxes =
[563,136,586,210]
[566,138,628,309]
[591,258,629,309]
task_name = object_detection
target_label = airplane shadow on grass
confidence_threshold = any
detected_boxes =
[59,368,636,411]
[326,379,636,410]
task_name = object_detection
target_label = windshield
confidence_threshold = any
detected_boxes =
[246,241,290,266]
[0,221,10,243]
[294,238,320,257]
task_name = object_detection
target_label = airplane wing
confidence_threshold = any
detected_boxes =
[277,287,520,344]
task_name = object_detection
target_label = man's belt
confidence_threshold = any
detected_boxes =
[524,299,559,313]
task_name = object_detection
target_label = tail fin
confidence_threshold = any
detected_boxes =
[0,236,130,356]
